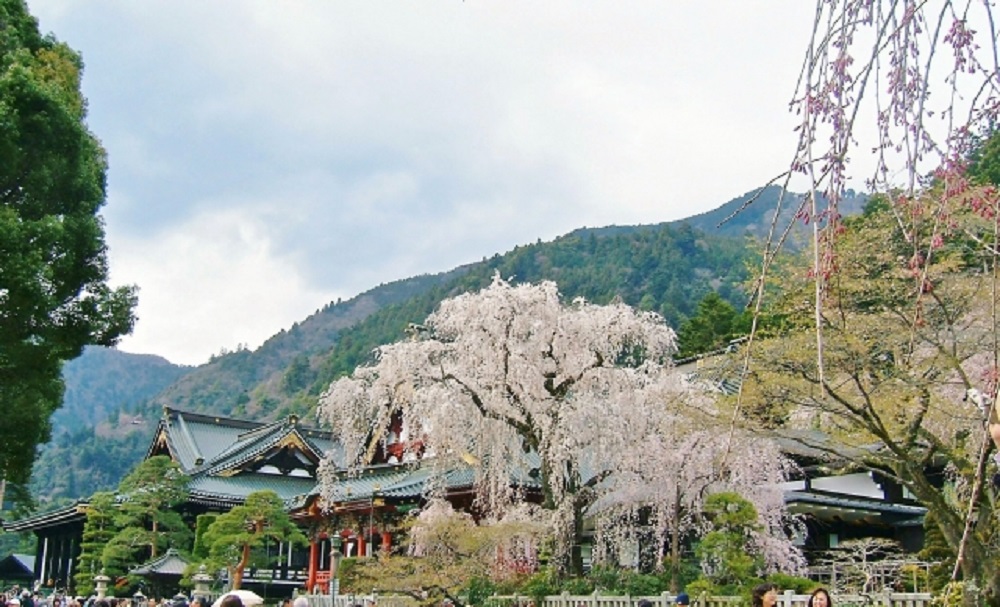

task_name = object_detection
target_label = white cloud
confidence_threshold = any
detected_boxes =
[106,203,338,365]
[26,0,848,364]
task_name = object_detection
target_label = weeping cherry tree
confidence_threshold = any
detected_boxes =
[317,275,682,575]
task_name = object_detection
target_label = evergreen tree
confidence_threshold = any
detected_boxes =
[201,490,306,590]
[676,292,749,358]
[73,491,116,595]
[0,0,138,496]
[103,456,190,575]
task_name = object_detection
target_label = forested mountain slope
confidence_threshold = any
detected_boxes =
[29,186,858,508]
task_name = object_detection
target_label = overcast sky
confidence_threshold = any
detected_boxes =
[30,1,823,366]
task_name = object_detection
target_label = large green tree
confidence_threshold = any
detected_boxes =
[676,292,750,358]
[736,187,1000,602]
[103,456,190,576]
[73,491,117,595]
[201,490,306,590]
[0,0,137,495]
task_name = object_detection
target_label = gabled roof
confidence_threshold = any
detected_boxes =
[143,408,348,509]
[0,553,34,579]
[147,408,340,474]
[130,548,190,576]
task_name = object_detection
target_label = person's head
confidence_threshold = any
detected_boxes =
[218,596,242,607]
[675,594,689,607]
[752,584,779,607]
[808,588,831,607]
[638,600,653,607]
[292,598,308,607]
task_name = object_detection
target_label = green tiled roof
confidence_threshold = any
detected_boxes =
[190,471,318,503]
[148,408,342,508]
[154,409,340,473]
[131,548,190,576]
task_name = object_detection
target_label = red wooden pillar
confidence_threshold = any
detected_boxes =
[381,531,392,553]
[306,538,319,590]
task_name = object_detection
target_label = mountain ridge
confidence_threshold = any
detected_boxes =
[28,185,865,509]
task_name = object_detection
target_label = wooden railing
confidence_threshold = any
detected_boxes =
[304,590,933,607]
[484,590,933,607]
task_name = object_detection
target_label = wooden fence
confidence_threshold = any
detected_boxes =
[483,590,932,607]
[304,590,933,607]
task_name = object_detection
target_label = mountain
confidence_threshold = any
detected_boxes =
[26,187,858,508]
[57,347,193,428]
[678,185,868,243]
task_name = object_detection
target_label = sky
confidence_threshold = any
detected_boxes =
[28,1,823,366]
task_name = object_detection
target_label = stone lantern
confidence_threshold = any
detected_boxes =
[192,564,213,601]
[93,570,111,599]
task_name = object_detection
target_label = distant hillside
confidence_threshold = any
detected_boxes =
[31,347,193,508]
[57,347,192,428]
[677,184,868,243]
[28,186,858,508]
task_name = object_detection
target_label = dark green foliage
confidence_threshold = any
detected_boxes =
[0,530,35,561]
[200,490,307,589]
[967,129,1000,186]
[0,0,138,494]
[193,513,218,559]
[102,456,191,578]
[30,347,190,506]
[677,292,750,358]
[73,491,116,595]
[764,573,816,594]
[918,510,956,594]
[692,493,762,594]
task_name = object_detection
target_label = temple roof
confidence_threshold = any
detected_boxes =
[0,553,34,580]
[785,490,926,526]
[130,548,191,576]
[145,408,343,507]
[148,408,340,474]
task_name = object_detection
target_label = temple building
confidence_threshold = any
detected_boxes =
[3,406,929,596]
[3,407,477,596]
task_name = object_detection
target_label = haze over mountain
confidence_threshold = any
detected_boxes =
[27,186,865,509]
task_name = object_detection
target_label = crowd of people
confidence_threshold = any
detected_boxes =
[632,584,833,607]
[0,590,260,607]
[0,585,839,607]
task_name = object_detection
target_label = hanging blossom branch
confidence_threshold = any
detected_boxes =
[788,0,999,299]
[757,0,1000,590]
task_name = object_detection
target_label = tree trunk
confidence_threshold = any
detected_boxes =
[151,519,159,558]
[669,487,681,593]
[232,543,251,589]
[570,500,585,576]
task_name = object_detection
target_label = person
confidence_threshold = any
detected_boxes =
[638,600,652,607]
[292,598,308,607]
[217,596,242,607]
[675,594,689,607]
[751,584,778,607]
[807,589,831,607]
